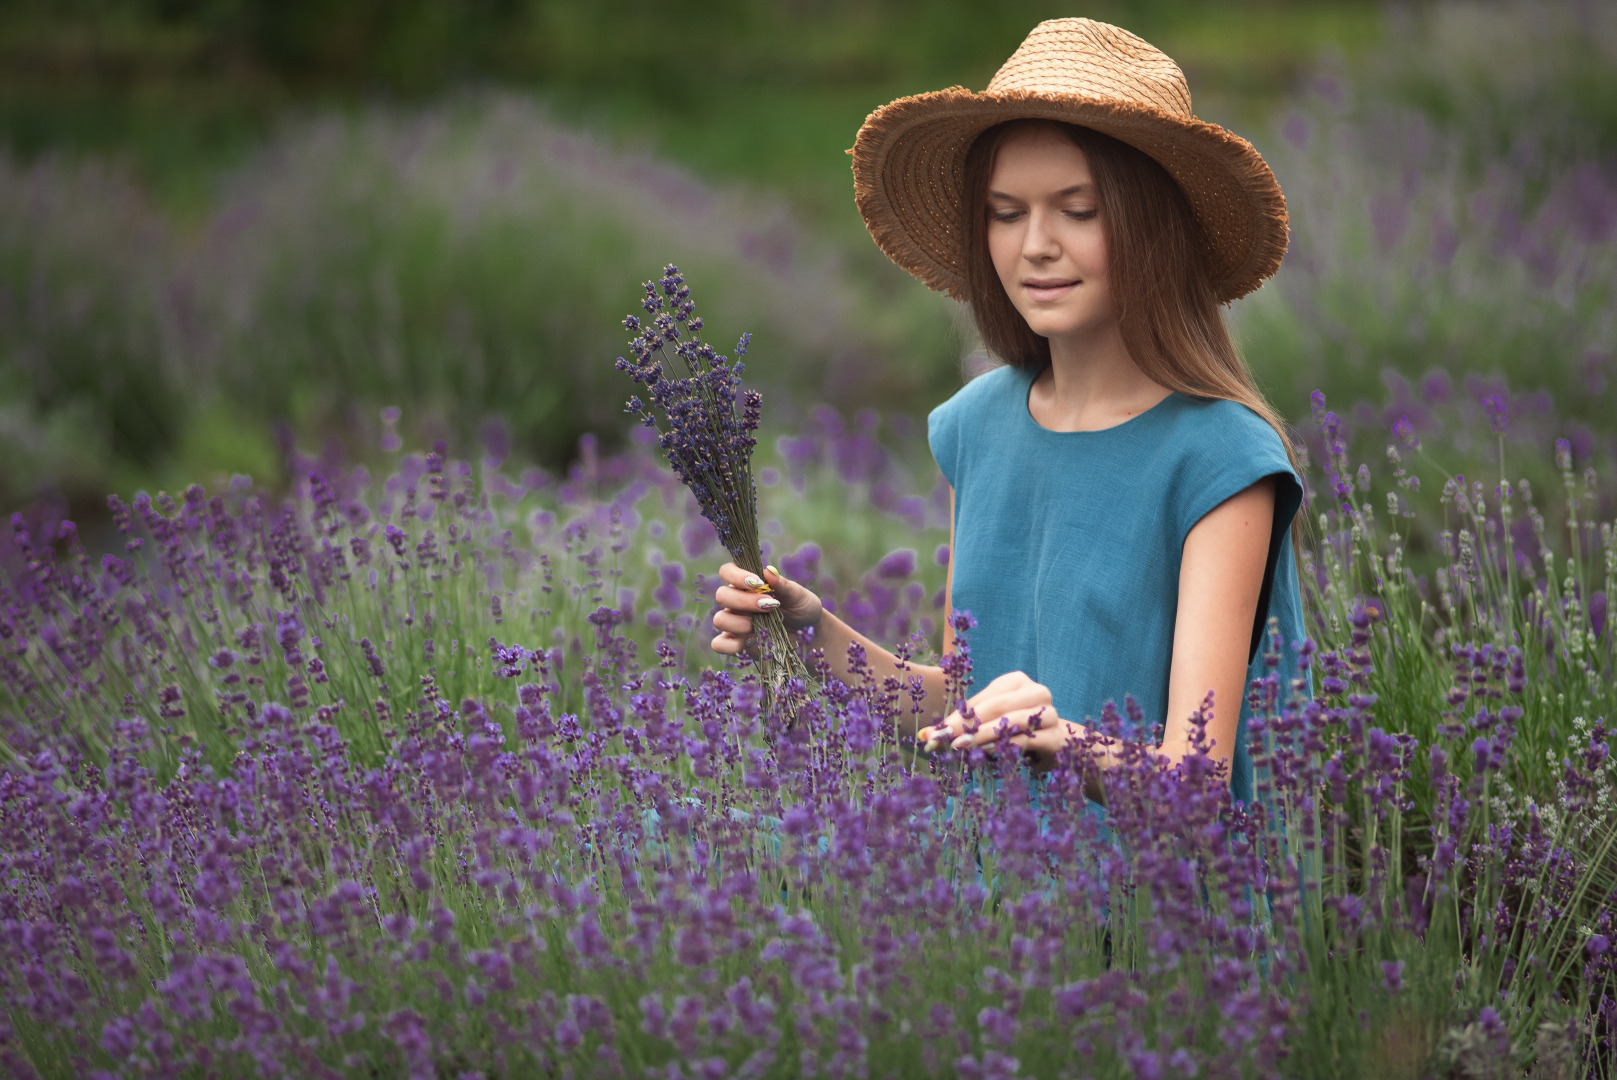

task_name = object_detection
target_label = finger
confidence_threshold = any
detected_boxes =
[711,610,754,636]
[1016,726,1077,768]
[958,691,1040,731]
[918,710,969,752]
[711,632,746,655]
[931,710,968,740]
[960,692,1014,727]
[763,564,802,595]
[762,565,811,603]
[1013,717,1085,759]
[966,681,1051,716]
[1000,731,1055,769]
[959,715,1028,750]
[971,671,1028,695]
[718,562,771,593]
[969,671,1038,699]
[956,705,1059,749]
[714,585,781,612]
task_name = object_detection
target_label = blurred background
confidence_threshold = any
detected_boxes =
[0,0,1613,535]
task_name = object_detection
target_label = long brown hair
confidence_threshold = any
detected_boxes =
[962,119,1308,565]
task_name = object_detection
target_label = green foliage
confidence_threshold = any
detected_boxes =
[0,97,957,508]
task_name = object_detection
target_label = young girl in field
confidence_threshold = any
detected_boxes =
[710,18,1307,806]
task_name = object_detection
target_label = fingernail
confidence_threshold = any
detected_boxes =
[925,737,947,752]
[743,574,765,590]
[757,596,781,610]
[766,565,781,579]
[950,734,974,751]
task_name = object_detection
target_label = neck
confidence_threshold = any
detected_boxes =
[1032,321,1171,432]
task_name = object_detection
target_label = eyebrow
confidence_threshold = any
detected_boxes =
[987,183,1095,200]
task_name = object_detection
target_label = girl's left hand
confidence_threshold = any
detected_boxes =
[916,670,1085,769]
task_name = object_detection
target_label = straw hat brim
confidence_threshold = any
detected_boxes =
[850,88,1289,304]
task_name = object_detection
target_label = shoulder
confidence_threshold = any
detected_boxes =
[927,364,1029,488]
[1157,395,1301,540]
[1162,395,1293,472]
[929,364,1026,426]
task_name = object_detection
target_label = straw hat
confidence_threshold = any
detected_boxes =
[850,18,1288,303]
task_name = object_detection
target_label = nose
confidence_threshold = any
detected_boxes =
[1021,207,1061,263]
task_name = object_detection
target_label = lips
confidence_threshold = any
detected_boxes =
[1023,279,1079,302]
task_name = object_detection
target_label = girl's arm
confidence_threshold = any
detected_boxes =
[1159,475,1277,762]
[916,477,1276,793]
[709,491,959,736]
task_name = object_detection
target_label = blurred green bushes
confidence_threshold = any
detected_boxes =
[0,96,956,510]
[0,0,1382,218]
[0,0,1381,96]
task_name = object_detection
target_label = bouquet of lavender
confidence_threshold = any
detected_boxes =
[615,265,811,721]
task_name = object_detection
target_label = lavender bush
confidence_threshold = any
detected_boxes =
[1,391,1613,1078]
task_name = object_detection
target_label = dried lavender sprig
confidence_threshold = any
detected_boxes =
[615,265,811,722]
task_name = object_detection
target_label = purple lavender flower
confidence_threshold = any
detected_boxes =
[1481,393,1509,435]
[613,265,810,720]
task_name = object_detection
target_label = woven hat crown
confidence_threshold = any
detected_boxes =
[985,19,1192,119]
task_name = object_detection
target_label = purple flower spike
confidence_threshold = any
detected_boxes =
[1481,393,1508,435]
[613,265,811,719]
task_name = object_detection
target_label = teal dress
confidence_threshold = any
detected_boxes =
[928,364,1308,806]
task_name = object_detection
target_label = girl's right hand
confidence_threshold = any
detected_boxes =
[710,563,823,656]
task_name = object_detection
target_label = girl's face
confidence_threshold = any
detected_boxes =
[985,125,1114,344]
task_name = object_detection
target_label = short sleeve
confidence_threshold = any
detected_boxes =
[927,398,960,489]
[1173,400,1305,661]
[931,400,950,488]
[927,364,1023,491]
[1174,401,1302,544]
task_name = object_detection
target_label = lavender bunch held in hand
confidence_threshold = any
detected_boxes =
[616,265,811,721]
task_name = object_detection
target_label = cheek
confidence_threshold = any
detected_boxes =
[986,226,1021,287]
[1077,228,1109,278]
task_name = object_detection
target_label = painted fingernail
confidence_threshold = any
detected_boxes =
[766,565,781,579]
[950,733,974,751]
[925,737,947,752]
[757,596,781,610]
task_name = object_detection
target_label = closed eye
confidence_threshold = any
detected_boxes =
[1065,209,1098,221]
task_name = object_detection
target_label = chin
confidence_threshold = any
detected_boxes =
[1020,311,1099,340]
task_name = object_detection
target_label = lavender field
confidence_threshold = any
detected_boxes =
[2,0,1616,1077]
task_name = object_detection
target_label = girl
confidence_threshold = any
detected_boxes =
[710,18,1307,807]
